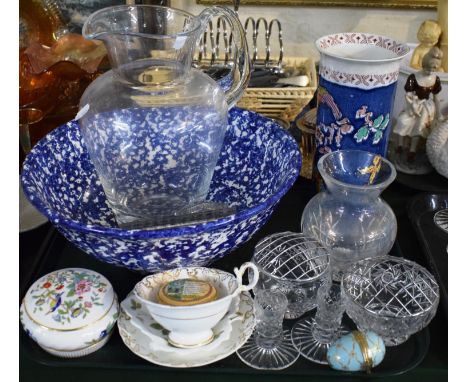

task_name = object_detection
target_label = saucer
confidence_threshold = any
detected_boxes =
[118,291,255,368]
[120,290,235,354]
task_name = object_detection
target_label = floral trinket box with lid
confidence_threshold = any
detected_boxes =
[20,268,119,357]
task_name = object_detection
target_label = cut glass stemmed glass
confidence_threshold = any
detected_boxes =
[236,289,299,370]
[291,279,349,364]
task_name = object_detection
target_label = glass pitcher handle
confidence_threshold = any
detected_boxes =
[198,6,252,109]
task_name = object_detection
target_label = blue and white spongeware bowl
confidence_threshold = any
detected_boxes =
[21,108,301,273]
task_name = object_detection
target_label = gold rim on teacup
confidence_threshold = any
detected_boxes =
[134,264,259,308]
[167,332,215,349]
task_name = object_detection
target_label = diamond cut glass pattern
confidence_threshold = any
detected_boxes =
[250,232,330,319]
[342,256,439,346]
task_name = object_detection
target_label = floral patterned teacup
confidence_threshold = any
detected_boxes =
[134,263,259,348]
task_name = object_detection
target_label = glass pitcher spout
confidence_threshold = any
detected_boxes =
[83,5,201,84]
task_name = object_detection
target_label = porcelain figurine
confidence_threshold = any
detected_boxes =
[426,113,448,178]
[438,0,448,72]
[392,43,448,130]
[389,47,443,174]
[410,20,443,72]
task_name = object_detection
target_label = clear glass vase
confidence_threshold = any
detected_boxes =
[78,5,250,226]
[301,150,397,281]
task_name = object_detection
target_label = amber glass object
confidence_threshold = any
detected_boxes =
[19,0,107,158]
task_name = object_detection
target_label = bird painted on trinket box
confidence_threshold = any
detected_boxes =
[47,292,63,314]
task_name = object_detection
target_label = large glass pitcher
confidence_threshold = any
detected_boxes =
[78,5,251,226]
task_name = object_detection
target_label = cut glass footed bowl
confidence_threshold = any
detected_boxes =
[341,256,439,346]
[250,232,330,319]
[21,108,301,273]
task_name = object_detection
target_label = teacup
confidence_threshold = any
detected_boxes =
[134,263,259,348]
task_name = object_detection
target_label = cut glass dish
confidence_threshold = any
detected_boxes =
[341,256,439,346]
[250,232,330,319]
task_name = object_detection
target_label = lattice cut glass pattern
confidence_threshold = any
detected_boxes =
[254,232,329,281]
[251,232,330,319]
[342,256,439,346]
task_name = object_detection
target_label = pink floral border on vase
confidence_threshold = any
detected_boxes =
[319,66,400,88]
[317,33,409,57]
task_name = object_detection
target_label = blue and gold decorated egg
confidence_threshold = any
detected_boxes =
[327,330,385,372]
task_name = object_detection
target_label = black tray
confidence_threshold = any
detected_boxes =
[408,193,448,314]
[20,178,430,379]
[395,171,448,194]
